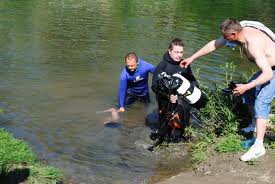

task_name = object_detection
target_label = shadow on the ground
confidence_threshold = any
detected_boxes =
[0,168,30,184]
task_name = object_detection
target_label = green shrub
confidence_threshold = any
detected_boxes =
[191,62,244,163]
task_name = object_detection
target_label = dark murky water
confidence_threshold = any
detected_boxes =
[0,0,275,183]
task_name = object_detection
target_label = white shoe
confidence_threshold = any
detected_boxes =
[240,144,266,162]
[241,123,256,133]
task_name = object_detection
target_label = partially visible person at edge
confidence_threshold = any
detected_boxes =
[151,38,198,140]
[117,52,155,113]
[181,18,275,161]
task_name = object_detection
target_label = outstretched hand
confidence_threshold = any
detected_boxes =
[180,57,193,68]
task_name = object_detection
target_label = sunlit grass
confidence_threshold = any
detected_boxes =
[191,62,245,163]
[28,164,64,184]
[215,134,243,153]
[0,129,35,174]
[0,128,63,183]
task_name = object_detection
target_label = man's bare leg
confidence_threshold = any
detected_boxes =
[256,118,267,140]
[240,118,267,161]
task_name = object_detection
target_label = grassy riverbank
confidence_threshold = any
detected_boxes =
[190,62,275,165]
[157,63,275,184]
[0,128,63,184]
[158,103,275,184]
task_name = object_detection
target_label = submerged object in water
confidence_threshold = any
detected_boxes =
[97,108,121,127]
[104,121,121,128]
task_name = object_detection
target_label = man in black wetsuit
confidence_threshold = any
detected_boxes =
[151,38,198,141]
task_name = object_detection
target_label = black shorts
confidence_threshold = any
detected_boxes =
[125,90,150,106]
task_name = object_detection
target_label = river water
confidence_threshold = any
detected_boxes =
[0,0,275,183]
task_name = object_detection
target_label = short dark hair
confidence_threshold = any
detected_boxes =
[220,18,242,33]
[168,38,184,50]
[125,52,138,62]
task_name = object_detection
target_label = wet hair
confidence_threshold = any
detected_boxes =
[168,38,184,50]
[220,18,243,33]
[125,52,138,63]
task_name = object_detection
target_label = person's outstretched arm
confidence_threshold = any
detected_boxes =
[118,70,127,112]
[181,37,226,68]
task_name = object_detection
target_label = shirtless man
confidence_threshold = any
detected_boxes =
[181,18,275,161]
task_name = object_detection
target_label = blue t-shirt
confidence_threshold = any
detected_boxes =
[118,58,155,108]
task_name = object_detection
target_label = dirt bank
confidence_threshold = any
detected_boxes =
[157,150,275,184]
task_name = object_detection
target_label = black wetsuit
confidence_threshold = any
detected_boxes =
[151,52,197,137]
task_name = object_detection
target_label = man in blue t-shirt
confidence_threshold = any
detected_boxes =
[118,52,155,112]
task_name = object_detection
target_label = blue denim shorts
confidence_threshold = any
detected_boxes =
[242,70,275,119]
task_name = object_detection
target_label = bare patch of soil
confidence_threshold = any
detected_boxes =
[157,150,275,184]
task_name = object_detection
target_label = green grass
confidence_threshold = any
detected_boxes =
[190,62,245,163]
[191,148,208,164]
[215,134,243,153]
[191,133,216,164]
[271,151,275,158]
[0,128,63,183]
[0,129,35,174]
[246,160,258,165]
[190,62,275,165]
[191,140,209,164]
[28,164,63,184]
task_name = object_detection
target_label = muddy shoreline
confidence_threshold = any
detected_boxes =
[157,151,275,184]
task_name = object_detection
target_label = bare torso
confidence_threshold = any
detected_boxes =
[241,27,275,67]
